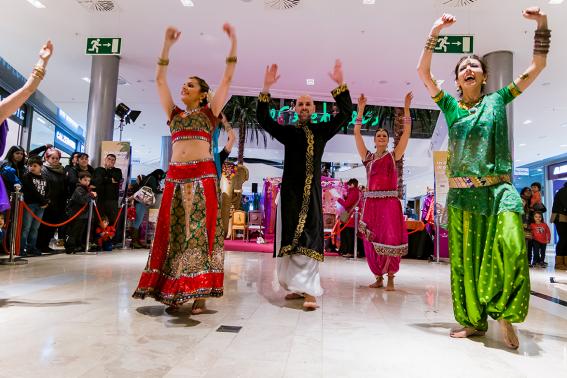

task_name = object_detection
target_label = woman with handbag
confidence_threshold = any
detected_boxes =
[133,23,237,315]
[354,92,412,291]
[131,169,165,248]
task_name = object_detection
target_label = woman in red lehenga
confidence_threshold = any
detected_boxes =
[132,24,237,314]
[354,93,412,291]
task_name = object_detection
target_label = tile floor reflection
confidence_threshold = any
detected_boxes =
[1,251,567,377]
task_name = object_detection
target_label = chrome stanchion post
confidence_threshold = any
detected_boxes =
[121,201,129,250]
[353,206,359,260]
[84,198,94,254]
[1,185,27,265]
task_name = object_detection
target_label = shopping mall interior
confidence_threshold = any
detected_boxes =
[1,0,567,377]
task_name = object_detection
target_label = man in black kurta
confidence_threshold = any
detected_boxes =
[256,61,352,309]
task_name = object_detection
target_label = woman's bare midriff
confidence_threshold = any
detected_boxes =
[171,139,212,162]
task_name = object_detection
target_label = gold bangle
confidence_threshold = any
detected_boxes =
[157,58,169,66]
[424,35,437,51]
[226,56,237,64]
[31,68,45,80]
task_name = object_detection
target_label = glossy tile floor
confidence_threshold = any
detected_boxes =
[1,250,567,378]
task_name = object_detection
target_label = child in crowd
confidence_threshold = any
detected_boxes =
[530,182,545,212]
[0,213,5,245]
[20,156,49,256]
[96,215,115,252]
[530,211,551,268]
[65,171,96,254]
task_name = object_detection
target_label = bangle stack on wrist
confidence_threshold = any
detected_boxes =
[402,116,412,123]
[32,65,45,80]
[157,58,169,66]
[534,29,551,56]
[355,117,363,124]
[424,35,438,51]
[226,56,237,64]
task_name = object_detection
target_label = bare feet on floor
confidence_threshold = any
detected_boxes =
[385,275,395,291]
[191,299,207,315]
[498,319,520,349]
[302,294,319,310]
[450,327,486,338]
[369,277,384,288]
[285,293,304,300]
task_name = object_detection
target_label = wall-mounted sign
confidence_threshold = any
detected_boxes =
[514,167,530,176]
[54,127,77,154]
[434,35,474,54]
[548,161,567,180]
[86,37,121,55]
[0,87,26,125]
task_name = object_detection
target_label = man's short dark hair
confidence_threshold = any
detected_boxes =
[347,178,359,187]
[27,156,43,166]
[78,171,91,180]
[106,154,117,159]
[78,153,89,159]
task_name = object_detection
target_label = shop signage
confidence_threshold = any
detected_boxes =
[57,108,81,132]
[270,105,391,127]
[433,35,474,54]
[86,37,122,55]
[54,127,77,154]
[548,162,567,180]
[0,88,26,125]
[514,167,530,176]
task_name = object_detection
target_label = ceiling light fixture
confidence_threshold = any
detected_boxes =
[82,77,91,83]
[523,120,532,125]
[180,0,194,6]
[561,144,567,148]
[548,0,564,5]
[519,143,527,147]
[306,79,315,86]
[363,0,376,4]
[26,0,46,8]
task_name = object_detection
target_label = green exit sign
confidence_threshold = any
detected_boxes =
[434,35,473,54]
[86,38,121,55]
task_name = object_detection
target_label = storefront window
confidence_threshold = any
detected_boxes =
[30,113,56,151]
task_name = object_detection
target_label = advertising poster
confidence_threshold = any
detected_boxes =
[433,151,449,259]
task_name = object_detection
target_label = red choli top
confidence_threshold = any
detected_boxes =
[168,105,217,145]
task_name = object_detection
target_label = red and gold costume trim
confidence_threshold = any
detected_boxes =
[132,159,225,306]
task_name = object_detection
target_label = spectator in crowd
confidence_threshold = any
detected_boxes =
[67,153,95,194]
[217,113,236,167]
[65,151,81,176]
[529,211,550,268]
[96,215,115,252]
[1,146,26,190]
[337,178,361,258]
[520,187,534,258]
[0,213,5,245]
[65,171,96,254]
[551,182,567,270]
[93,154,122,225]
[131,169,165,248]
[530,182,546,212]
[36,148,68,252]
[20,156,49,256]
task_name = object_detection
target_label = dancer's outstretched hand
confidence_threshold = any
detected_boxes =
[263,64,280,92]
[357,94,367,113]
[223,22,236,42]
[432,13,456,33]
[164,27,181,46]
[39,40,53,62]
[404,92,413,109]
[522,6,546,22]
[328,59,344,86]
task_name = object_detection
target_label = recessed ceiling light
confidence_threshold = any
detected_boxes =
[378,80,388,84]
[26,0,46,8]
[180,0,194,6]
[548,0,564,5]
[363,0,376,4]
[306,79,315,86]
[523,120,532,125]
[561,144,567,148]
[561,123,567,128]
[519,143,527,147]
[515,159,522,162]
[82,77,91,83]
[541,82,551,86]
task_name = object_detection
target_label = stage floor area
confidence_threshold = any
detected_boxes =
[1,250,567,377]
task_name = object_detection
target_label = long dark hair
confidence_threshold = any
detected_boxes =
[454,54,488,97]
[190,76,210,107]
[3,145,26,169]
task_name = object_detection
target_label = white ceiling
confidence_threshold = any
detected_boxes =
[1,0,566,194]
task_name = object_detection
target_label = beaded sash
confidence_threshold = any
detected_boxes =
[448,174,511,189]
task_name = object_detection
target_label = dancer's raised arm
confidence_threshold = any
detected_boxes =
[512,7,549,93]
[416,14,456,97]
[155,27,180,117]
[353,94,368,161]
[393,92,413,161]
[0,41,53,124]
[210,23,237,117]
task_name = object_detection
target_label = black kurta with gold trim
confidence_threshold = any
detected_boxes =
[256,85,352,261]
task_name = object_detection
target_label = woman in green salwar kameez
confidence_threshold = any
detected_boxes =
[417,7,550,349]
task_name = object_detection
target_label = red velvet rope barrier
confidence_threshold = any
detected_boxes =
[22,201,87,227]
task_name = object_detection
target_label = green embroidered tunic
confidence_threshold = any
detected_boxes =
[434,83,523,216]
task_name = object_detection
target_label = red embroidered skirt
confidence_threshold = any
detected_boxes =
[132,159,224,305]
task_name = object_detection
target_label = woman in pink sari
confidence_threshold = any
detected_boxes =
[354,93,412,290]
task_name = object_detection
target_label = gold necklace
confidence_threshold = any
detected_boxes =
[459,96,484,114]
[183,107,201,117]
